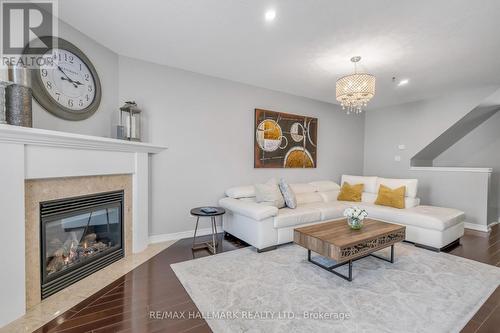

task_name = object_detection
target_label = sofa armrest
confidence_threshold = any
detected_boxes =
[219,197,278,221]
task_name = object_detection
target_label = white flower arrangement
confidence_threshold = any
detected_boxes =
[343,206,368,221]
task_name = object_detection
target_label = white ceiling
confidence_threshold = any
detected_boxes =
[59,0,500,108]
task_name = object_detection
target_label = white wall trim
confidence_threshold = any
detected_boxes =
[410,167,492,173]
[149,227,219,244]
[25,146,135,179]
[0,124,167,153]
[489,221,500,229]
[464,222,490,232]
[132,152,150,253]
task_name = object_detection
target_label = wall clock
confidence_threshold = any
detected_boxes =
[29,37,102,121]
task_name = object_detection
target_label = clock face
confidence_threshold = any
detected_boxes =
[28,37,102,121]
[39,48,96,111]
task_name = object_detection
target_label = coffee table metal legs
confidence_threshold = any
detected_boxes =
[370,244,394,263]
[307,245,395,282]
[308,250,353,281]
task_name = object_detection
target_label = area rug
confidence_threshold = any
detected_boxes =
[171,243,500,333]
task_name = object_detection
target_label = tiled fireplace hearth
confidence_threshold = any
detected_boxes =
[25,175,133,308]
[0,125,166,327]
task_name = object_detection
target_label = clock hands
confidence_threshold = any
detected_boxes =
[60,76,77,88]
[57,66,80,88]
[60,76,84,86]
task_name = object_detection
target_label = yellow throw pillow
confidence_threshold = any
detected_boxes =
[375,184,406,209]
[337,182,364,202]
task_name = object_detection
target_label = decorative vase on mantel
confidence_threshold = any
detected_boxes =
[0,64,32,127]
[6,65,32,127]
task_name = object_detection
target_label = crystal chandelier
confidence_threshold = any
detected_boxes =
[336,56,376,114]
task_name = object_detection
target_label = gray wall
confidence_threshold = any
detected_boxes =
[27,17,500,232]
[118,56,365,236]
[31,18,119,137]
[435,110,500,223]
[363,85,500,226]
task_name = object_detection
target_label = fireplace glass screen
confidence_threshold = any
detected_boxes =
[40,191,124,299]
[44,206,121,277]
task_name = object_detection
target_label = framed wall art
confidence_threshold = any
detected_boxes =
[254,108,317,168]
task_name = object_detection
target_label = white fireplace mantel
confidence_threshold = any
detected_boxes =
[0,124,166,153]
[0,124,167,327]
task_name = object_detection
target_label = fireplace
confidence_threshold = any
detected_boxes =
[40,191,124,299]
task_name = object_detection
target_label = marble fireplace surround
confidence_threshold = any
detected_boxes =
[0,125,166,327]
[25,175,133,309]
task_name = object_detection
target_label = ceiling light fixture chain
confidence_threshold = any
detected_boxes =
[351,56,361,74]
[336,56,376,115]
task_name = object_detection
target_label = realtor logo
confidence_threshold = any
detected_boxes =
[1,0,57,55]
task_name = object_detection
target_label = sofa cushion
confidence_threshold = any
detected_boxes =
[239,197,257,203]
[318,190,340,202]
[295,192,323,205]
[303,202,348,220]
[255,178,285,208]
[341,175,378,193]
[309,180,340,192]
[406,205,465,229]
[350,203,464,231]
[273,206,321,228]
[361,192,376,203]
[226,185,255,199]
[376,177,418,198]
[219,197,278,221]
[289,183,316,194]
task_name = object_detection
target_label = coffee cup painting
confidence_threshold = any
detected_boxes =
[254,109,317,168]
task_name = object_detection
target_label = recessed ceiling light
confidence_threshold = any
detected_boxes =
[265,9,276,22]
[398,79,409,86]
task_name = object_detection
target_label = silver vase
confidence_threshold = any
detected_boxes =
[6,65,32,127]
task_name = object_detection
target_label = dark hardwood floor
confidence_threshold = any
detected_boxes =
[33,234,247,333]
[445,225,500,333]
[34,226,499,333]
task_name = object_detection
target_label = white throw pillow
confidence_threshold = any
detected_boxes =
[255,178,285,208]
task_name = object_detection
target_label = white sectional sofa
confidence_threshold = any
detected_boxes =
[219,175,465,252]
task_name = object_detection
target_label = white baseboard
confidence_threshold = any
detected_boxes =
[489,221,499,229]
[464,222,491,232]
[149,227,217,244]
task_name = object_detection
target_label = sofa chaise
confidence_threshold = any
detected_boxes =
[219,175,465,252]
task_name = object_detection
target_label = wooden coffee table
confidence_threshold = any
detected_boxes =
[294,219,406,281]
